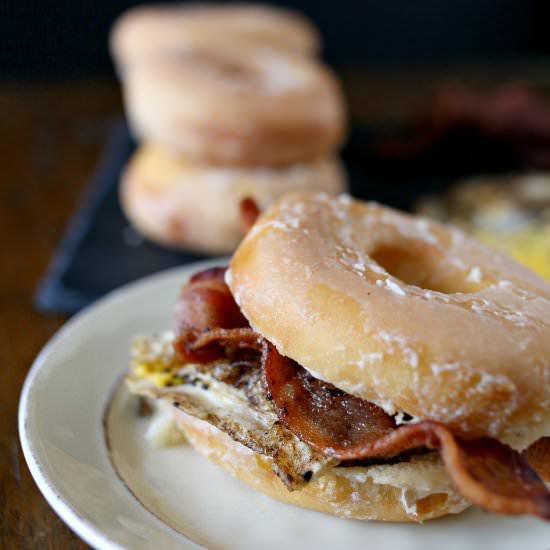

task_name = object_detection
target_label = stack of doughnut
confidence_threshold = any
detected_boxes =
[110,4,347,254]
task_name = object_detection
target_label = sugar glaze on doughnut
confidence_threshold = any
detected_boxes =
[228,192,550,450]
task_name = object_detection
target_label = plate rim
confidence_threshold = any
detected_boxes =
[18,260,221,549]
[18,259,550,549]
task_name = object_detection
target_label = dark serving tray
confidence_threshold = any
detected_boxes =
[34,119,491,315]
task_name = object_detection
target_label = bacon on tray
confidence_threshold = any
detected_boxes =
[173,267,550,519]
[376,82,550,169]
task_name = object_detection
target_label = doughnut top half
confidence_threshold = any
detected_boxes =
[228,192,550,450]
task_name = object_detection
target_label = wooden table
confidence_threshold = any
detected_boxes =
[3,64,550,547]
[0,80,121,549]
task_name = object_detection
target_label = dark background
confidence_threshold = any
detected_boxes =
[3,0,550,78]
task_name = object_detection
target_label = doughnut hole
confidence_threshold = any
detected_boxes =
[370,242,487,294]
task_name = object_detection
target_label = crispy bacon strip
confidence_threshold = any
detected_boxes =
[190,327,262,352]
[524,437,550,482]
[239,197,261,233]
[262,341,397,450]
[173,267,250,362]
[174,267,248,333]
[263,342,550,519]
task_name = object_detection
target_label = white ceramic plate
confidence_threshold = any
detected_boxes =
[19,261,550,550]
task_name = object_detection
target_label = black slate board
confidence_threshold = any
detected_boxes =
[34,119,466,314]
[35,120,209,313]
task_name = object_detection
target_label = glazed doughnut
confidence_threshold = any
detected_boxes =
[121,46,346,166]
[110,4,320,68]
[228,192,550,450]
[175,411,470,522]
[120,146,347,254]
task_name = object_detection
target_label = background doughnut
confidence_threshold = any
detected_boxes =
[120,147,347,254]
[121,46,346,166]
[110,3,320,69]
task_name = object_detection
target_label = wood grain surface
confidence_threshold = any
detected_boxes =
[0,79,121,549]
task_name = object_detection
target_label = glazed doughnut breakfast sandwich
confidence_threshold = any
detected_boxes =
[110,3,347,254]
[127,191,550,523]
